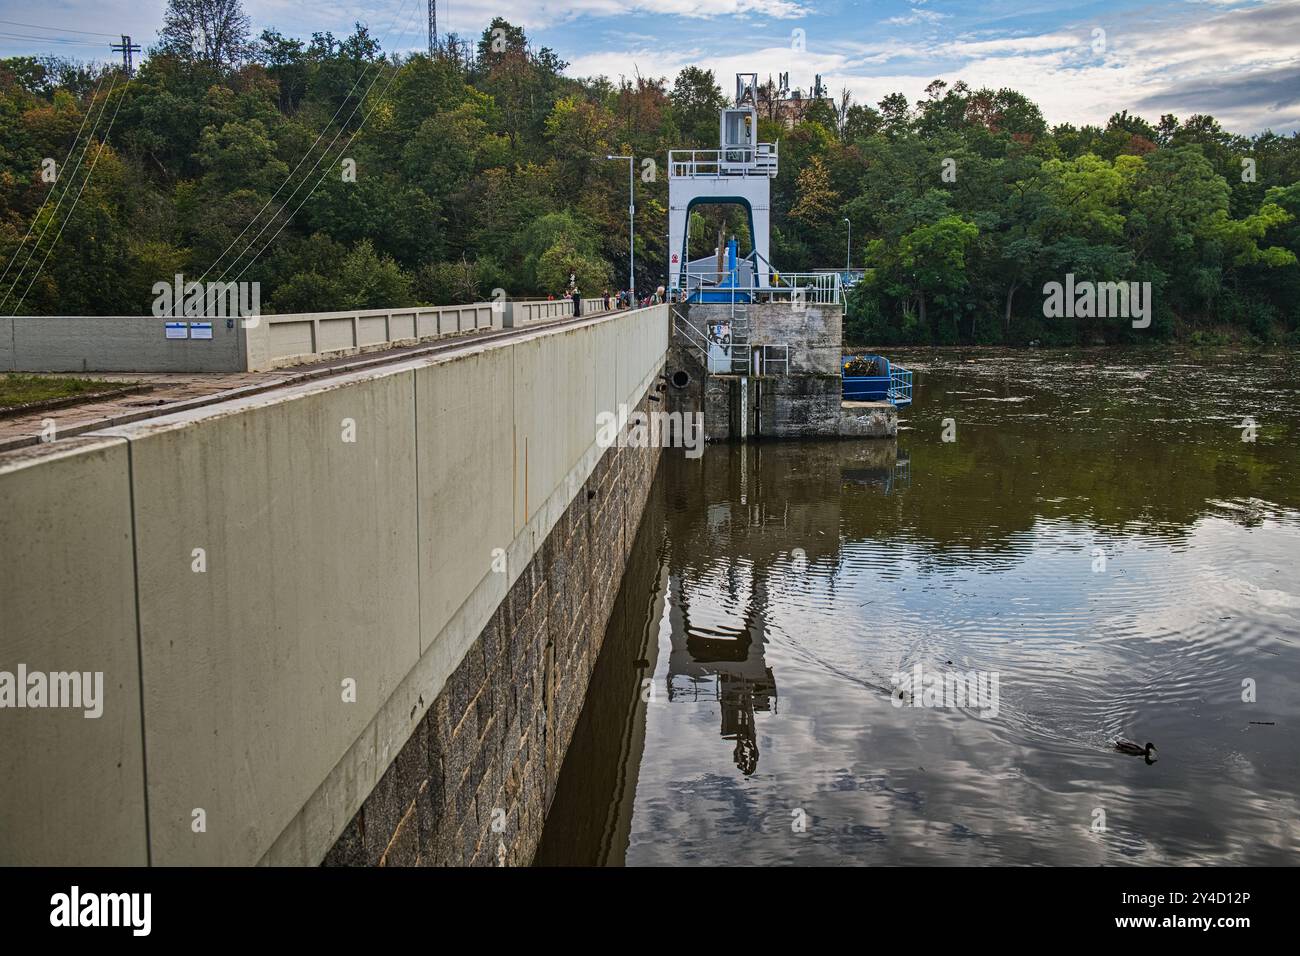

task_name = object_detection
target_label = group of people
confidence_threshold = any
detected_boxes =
[596,286,678,311]
[543,284,680,314]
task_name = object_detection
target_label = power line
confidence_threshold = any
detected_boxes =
[0,31,104,47]
[0,19,119,38]
[200,0,419,283]
[208,0,418,283]
[0,76,118,310]
[218,62,394,284]
[0,70,110,294]
[226,9,425,286]
[12,79,128,314]
[1,74,121,313]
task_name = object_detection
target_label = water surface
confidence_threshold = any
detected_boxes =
[537,348,1300,865]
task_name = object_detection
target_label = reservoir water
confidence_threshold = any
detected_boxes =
[537,348,1300,865]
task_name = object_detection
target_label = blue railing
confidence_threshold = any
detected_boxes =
[843,354,912,408]
[888,365,912,407]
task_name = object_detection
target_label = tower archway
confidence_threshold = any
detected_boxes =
[667,73,778,295]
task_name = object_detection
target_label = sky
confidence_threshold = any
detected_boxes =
[1,0,1298,134]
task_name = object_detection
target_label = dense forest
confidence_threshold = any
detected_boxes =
[1,2,1298,346]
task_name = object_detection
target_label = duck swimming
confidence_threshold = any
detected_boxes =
[1115,739,1158,761]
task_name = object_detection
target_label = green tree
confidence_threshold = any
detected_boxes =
[670,67,726,146]
[158,0,252,70]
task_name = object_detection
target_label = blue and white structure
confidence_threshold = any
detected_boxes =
[668,74,778,296]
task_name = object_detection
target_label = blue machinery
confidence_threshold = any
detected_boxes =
[842,354,913,407]
[688,237,751,304]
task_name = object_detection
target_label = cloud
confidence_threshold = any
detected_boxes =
[1137,63,1300,114]
[934,33,1082,57]
[884,11,948,26]
[430,0,811,32]
[563,1,1300,134]
[1134,63,1300,133]
[4,0,1296,135]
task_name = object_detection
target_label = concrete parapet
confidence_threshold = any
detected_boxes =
[245,303,497,371]
[0,303,670,866]
[98,369,422,865]
[4,314,247,373]
[0,436,148,865]
[503,299,575,328]
[3,303,498,374]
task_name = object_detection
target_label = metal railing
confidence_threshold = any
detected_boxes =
[733,343,789,376]
[668,143,778,178]
[889,365,913,406]
[678,269,842,305]
[673,307,793,378]
[760,344,790,375]
[671,307,709,368]
[812,268,866,288]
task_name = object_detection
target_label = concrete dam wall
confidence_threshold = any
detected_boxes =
[0,304,669,866]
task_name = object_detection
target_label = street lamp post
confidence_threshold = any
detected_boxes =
[606,154,635,300]
[844,217,851,272]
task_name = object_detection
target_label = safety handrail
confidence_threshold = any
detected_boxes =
[668,143,779,179]
[679,270,842,305]
[671,307,708,367]
[888,366,913,406]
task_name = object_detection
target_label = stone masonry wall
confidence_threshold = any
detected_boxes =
[759,374,862,438]
[747,302,842,376]
[679,302,842,376]
[323,389,663,867]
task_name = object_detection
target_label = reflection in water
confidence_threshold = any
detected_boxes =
[669,574,778,776]
[537,349,1300,866]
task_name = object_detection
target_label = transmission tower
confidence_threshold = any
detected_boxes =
[109,35,140,77]
[428,0,437,55]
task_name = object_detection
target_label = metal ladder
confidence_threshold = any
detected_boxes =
[729,292,751,373]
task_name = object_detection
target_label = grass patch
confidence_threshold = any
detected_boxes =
[0,373,135,410]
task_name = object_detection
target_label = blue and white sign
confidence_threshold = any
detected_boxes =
[165,321,188,339]
[190,321,213,340]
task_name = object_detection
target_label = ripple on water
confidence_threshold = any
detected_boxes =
[539,349,1300,865]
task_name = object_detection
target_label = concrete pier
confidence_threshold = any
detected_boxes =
[667,300,897,440]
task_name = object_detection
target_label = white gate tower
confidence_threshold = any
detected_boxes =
[667,73,779,295]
